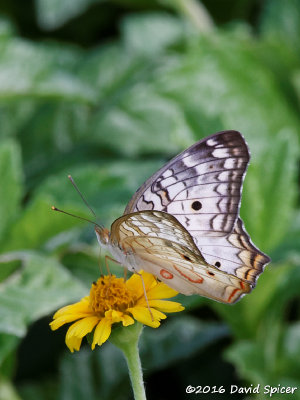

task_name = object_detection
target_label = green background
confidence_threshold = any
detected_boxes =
[0,0,300,399]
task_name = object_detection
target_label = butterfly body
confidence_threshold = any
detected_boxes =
[95,131,270,304]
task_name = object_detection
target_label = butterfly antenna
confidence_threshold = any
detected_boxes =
[68,174,97,218]
[51,206,98,225]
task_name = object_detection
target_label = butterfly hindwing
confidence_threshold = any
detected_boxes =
[110,210,252,303]
[198,218,270,285]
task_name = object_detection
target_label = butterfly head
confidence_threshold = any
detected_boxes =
[95,225,110,246]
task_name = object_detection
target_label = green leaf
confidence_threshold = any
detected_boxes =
[271,211,300,264]
[0,194,84,252]
[90,86,193,157]
[121,12,187,56]
[211,263,300,339]
[292,70,300,110]
[1,160,164,252]
[0,377,22,400]
[0,252,86,337]
[55,316,228,400]
[241,130,299,252]
[152,31,300,252]
[19,103,90,183]
[59,352,98,400]
[17,379,58,400]
[260,0,300,53]
[141,316,229,371]
[0,101,37,140]
[156,31,300,139]
[225,322,300,396]
[35,0,103,30]
[78,43,147,102]
[0,139,23,243]
[57,345,128,400]
[0,334,19,372]
[0,38,96,104]
[0,16,16,38]
[35,159,164,224]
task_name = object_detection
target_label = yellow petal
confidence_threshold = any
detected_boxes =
[121,314,135,326]
[66,335,82,353]
[92,318,112,349]
[146,282,179,300]
[150,307,167,320]
[148,299,185,313]
[126,271,156,298]
[50,313,94,330]
[53,297,91,318]
[66,316,100,339]
[105,309,123,323]
[104,310,134,326]
[139,270,158,290]
[127,306,165,328]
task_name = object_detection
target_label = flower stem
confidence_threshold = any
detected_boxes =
[110,323,146,400]
[122,338,146,400]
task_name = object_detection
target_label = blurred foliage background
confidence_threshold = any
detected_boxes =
[0,0,300,399]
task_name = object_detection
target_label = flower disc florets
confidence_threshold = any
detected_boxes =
[89,276,136,314]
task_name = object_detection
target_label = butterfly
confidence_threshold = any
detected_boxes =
[95,130,270,304]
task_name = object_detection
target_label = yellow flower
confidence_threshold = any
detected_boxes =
[50,271,184,352]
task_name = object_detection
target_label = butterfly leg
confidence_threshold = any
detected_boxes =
[105,255,121,276]
[134,269,154,322]
[123,268,127,283]
[102,255,122,295]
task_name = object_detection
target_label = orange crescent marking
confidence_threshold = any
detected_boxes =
[121,243,127,255]
[245,268,253,281]
[240,281,245,290]
[227,288,240,303]
[160,269,173,279]
[174,265,203,283]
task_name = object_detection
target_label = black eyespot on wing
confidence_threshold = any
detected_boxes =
[215,261,221,268]
[207,271,215,276]
[191,201,202,211]
[181,254,191,261]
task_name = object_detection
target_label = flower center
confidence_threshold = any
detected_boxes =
[89,275,136,315]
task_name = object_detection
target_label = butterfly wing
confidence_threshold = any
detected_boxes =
[124,130,270,287]
[125,130,249,236]
[197,218,270,285]
[110,210,251,303]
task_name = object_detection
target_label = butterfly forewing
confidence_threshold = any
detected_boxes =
[111,210,204,261]
[125,130,249,236]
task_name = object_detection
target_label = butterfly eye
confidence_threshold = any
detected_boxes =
[191,201,202,211]
[215,261,221,268]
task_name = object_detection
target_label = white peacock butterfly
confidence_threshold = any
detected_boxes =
[94,130,270,304]
[54,130,270,304]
